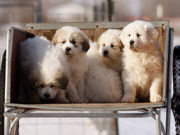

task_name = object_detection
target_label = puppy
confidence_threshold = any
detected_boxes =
[19,36,81,103]
[120,20,163,103]
[52,26,90,101]
[97,29,124,74]
[85,41,123,103]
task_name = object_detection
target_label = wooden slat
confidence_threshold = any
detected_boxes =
[27,29,108,42]
[26,21,169,30]
[5,102,165,111]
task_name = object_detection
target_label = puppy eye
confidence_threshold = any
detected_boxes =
[61,40,66,44]
[128,34,131,37]
[111,44,114,48]
[39,85,44,88]
[137,33,141,37]
[50,85,55,88]
[71,40,76,45]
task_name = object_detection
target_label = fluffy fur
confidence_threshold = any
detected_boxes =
[97,29,124,74]
[52,26,90,101]
[85,41,123,103]
[120,20,163,103]
[19,36,81,103]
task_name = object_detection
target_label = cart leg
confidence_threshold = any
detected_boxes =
[10,121,19,135]
[113,111,119,135]
[4,115,20,135]
[165,103,171,135]
[4,117,10,135]
[165,28,173,135]
[115,118,119,135]
[155,109,161,135]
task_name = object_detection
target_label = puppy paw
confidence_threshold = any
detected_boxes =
[150,95,162,102]
[63,99,70,103]
[55,98,70,103]
[121,97,135,103]
[70,98,83,103]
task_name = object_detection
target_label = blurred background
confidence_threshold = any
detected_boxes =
[0,0,178,134]
[1,0,180,59]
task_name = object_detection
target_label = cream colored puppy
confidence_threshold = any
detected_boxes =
[97,29,124,74]
[85,29,124,102]
[19,36,82,103]
[120,20,163,103]
[85,41,123,102]
[52,26,90,101]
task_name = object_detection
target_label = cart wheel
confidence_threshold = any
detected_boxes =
[172,45,180,135]
[0,50,6,135]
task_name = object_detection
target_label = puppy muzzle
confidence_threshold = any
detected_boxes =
[130,40,135,49]
[65,47,72,55]
[130,44,134,49]
[44,93,50,99]
[102,50,109,57]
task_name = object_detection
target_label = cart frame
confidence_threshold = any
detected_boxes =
[2,21,173,135]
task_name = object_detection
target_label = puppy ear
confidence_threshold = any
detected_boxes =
[116,32,124,51]
[97,38,101,49]
[118,38,124,51]
[28,69,40,83]
[82,38,90,52]
[58,75,69,89]
[144,23,159,43]
[119,30,125,45]
[52,29,61,45]
[52,33,58,45]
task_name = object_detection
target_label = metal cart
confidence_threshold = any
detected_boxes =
[0,21,173,135]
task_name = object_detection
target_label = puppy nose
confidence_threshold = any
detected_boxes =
[65,47,71,52]
[103,50,108,56]
[130,40,134,46]
[44,93,50,99]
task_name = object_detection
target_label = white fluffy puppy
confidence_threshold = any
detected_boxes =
[120,20,163,103]
[19,36,81,103]
[52,26,90,101]
[85,41,123,103]
[97,29,124,74]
